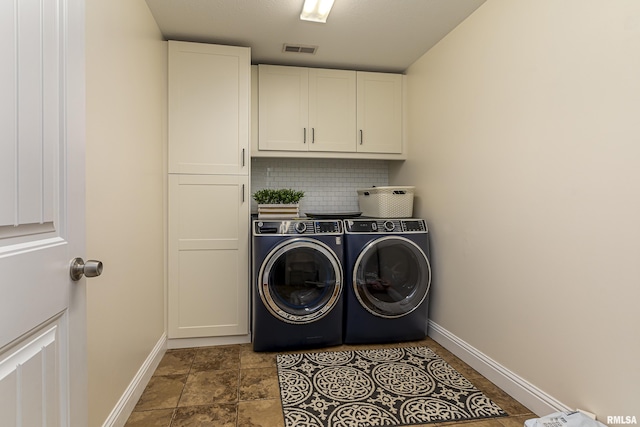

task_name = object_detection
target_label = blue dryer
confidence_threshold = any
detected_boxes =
[343,218,432,344]
[252,219,344,352]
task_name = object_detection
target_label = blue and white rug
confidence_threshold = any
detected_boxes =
[276,346,507,427]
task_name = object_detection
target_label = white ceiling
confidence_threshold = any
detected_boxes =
[145,0,486,73]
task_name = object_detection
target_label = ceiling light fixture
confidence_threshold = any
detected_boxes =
[300,0,335,23]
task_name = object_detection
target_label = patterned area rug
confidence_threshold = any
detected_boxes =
[276,346,507,427]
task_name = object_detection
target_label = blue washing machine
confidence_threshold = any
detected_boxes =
[343,218,432,344]
[252,219,344,352]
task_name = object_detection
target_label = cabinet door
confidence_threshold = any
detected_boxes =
[169,41,250,175]
[309,69,356,152]
[357,72,403,154]
[168,174,249,338]
[258,65,309,151]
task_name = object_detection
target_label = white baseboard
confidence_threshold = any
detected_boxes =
[428,320,570,417]
[102,333,167,427]
[167,333,251,349]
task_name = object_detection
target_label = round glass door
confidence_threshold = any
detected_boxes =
[259,238,343,324]
[353,236,431,318]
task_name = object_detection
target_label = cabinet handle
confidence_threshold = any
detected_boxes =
[241,148,245,167]
[303,128,306,144]
[312,128,315,143]
[241,184,245,203]
[360,129,363,145]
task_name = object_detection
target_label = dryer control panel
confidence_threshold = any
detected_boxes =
[344,219,428,234]
[254,220,342,236]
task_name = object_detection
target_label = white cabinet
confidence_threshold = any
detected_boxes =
[258,65,356,152]
[169,41,249,175]
[357,72,403,154]
[167,41,250,339]
[258,65,308,151]
[257,65,403,158]
[168,175,249,338]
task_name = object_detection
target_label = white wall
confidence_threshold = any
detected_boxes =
[391,0,640,419]
[85,0,166,425]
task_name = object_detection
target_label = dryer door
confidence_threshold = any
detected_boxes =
[353,236,431,318]
[258,238,343,324]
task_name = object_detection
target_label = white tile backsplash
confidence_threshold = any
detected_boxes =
[251,158,389,214]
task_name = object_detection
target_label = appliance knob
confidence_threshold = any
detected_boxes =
[383,220,395,231]
[295,222,307,233]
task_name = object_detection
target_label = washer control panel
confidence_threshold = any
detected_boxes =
[401,220,427,232]
[383,220,396,231]
[344,219,428,234]
[254,220,342,236]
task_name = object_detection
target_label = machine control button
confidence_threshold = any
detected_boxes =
[295,222,307,233]
[383,220,395,231]
[402,220,425,232]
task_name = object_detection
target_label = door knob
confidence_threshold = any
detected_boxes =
[70,257,103,281]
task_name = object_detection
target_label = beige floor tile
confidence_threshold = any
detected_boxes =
[240,350,277,369]
[238,342,254,352]
[498,414,538,427]
[134,374,187,411]
[192,345,241,371]
[432,421,478,427]
[179,369,239,406]
[172,403,237,427]
[237,399,285,427]
[153,348,196,376]
[437,418,507,427]
[124,409,174,427]
[239,367,280,400]
[470,377,534,416]
[427,342,461,361]
[440,354,485,380]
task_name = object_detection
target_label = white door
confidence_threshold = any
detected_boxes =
[0,0,87,425]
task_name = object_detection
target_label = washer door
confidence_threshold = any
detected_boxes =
[353,236,431,318]
[258,238,343,324]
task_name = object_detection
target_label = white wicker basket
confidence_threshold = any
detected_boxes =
[357,186,415,218]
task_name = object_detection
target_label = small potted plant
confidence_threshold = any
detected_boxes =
[253,188,305,219]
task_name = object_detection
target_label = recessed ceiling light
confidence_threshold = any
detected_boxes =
[300,0,335,23]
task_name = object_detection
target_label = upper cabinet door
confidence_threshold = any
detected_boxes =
[169,41,250,175]
[309,68,357,152]
[258,65,309,151]
[356,72,403,154]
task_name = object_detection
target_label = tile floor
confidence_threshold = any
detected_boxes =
[125,337,536,427]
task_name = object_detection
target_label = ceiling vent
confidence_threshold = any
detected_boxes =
[282,43,318,55]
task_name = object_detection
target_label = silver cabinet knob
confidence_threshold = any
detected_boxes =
[70,257,103,281]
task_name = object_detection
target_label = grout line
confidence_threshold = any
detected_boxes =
[236,368,241,426]
[169,348,198,426]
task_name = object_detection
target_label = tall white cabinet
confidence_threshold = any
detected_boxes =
[168,41,250,339]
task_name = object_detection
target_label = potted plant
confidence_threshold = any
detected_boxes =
[253,188,305,219]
